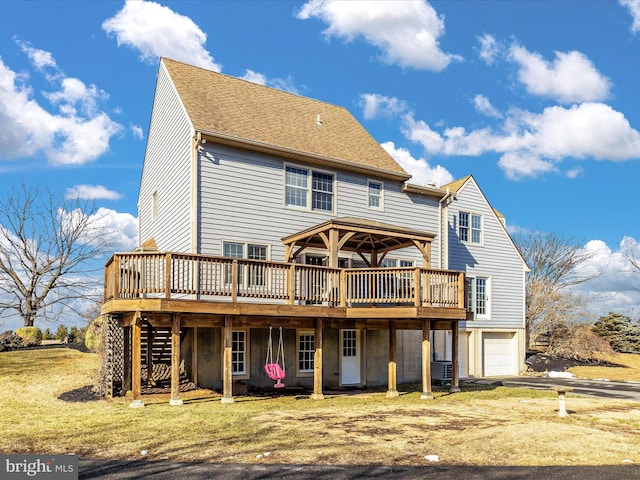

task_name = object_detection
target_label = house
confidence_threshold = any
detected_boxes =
[100,58,528,406]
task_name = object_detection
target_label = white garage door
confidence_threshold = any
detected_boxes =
[483,332,516,377]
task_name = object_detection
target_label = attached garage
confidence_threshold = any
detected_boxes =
[483,332,517,376]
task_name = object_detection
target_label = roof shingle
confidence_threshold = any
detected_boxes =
[162,58,409,180]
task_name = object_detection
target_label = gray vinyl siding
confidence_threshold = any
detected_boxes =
[198,144,441,267]
[447,178,526,330]
[138,62,193,252]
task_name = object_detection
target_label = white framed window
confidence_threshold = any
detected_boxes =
[379,258,415,299]
[467,276,490,319]
[459,211,483,245]
[222,241,269,286]
[297,330,315,375]
[380,258,415,267]
[285,165,335,213]
[367,180,383,210]
[232,329,249,378]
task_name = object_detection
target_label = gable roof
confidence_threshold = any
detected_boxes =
[441,175,471,194]
[444,175,529,271]
[162,58,410,181]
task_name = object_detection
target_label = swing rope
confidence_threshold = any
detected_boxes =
[265,326,285,388]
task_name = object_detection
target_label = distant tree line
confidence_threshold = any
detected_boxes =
[515,230,640,361]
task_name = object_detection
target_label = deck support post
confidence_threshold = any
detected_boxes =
[123,325,131,395]
[450,321,461,393]
[170,314,183,405]
[129,312,144,408]
[312,318,324,400]
[386,321,399,398]
[421,319,433,399]
[221,315,234,403]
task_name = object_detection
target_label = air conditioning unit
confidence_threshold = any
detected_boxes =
[431,361,452,382]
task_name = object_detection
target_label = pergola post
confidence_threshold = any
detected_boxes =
[421,319,433,399]
[386,321,399,398]
[170,313,183,405]
[129,312,144,408]
[450,321,461,393]
[221,315,234,403]
[312,318,324,400]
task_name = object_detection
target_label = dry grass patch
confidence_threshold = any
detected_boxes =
[569,353,640,381]
[1,348,639,466]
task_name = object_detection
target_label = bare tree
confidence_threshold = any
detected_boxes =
[622,238,640,281]
[0,183,111,327]
[514,231,599,348]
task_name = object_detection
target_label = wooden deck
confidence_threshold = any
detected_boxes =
[101,252,471,406]
[102,252,469,323]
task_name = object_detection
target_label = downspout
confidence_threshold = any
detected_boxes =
[191,131,202,254]
[438,188,452,269]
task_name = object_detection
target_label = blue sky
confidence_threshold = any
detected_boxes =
[1,0,640,330]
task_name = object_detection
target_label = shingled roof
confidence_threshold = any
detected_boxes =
[162,58,410,181]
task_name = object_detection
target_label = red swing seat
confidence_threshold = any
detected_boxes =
[265,326,286,388]
[264,363,285,388]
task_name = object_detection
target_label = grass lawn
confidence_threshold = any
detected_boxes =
[569,353,640,382]
[1,347,640,466]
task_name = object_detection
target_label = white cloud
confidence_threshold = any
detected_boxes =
[401,101,640,180]
[472,94,501,118]
[572,238,640,318]
[477,33,500,65]
[359,93,408,120]
[297,0,461,71]
[43,77,107,116]
[381,141,453,187]
[88,207,138,252]
[65,185,123,201]
[509,44,611,104]
[15,39,58,71]
[130,124,144,140]
[240,69,299,94]
[497,151,556,180]
[0,49,122,165]
[565,167,583,179]
[102,0,220,72]
[620,0,640,33]
[241,69,267,85]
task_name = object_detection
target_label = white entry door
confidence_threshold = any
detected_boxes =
[340,329,361,385]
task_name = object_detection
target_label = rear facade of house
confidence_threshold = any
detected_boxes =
[101,58,527,402]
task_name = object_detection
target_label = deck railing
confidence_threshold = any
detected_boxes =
[104,252,465,308]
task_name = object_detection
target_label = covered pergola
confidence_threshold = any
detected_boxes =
[282,217,435,268]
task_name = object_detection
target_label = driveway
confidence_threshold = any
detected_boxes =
[79,459,640,480]
[465,376,640,402]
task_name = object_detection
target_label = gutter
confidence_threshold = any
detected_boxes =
[196,129,412,183]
